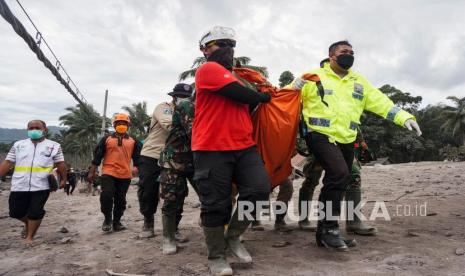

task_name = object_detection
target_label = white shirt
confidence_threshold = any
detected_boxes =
[6,138,64,191]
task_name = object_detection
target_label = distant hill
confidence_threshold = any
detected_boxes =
[0,126,64,143]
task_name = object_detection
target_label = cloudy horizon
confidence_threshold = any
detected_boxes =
[1,0,464,129]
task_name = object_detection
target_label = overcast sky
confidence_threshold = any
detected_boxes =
[1,0,464,129]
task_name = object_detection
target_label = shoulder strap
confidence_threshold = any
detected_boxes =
[301,73,328,107]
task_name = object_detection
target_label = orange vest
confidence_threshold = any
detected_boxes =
[102,135,135,179]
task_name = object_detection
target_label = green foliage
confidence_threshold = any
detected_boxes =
[122,102,151,141]
[278,70,294,88]
[378,85,422,112]
[439,96,465,146]
[361,85,463,163]
[58,104,105,167]
[0,142,13,153]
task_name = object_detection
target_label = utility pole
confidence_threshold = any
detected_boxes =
[101,89,108,137]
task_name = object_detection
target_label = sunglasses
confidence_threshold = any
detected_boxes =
[199,40,217,51]
[199,40,236,51]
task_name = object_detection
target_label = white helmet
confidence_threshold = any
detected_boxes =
[199,26,236,49]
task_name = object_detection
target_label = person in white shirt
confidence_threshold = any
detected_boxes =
[0,120,67,247]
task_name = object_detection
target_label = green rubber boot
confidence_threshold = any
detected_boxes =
[225,209,252,263]
[162,214,177,255]
[298,185,317,231]
[345,189,378,236]
[203,226,233,276]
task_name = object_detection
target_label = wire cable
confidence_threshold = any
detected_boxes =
[0,0,90,111]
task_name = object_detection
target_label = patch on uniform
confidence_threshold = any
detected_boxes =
[324,89,333,95]
[349,121,358,130]
[354,83,364,94]
[352,92,364,101]
[183,84,191,91]
[163,108,173,115]
[16,144,26,153]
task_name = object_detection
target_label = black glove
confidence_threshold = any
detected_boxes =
[259,93,271,103]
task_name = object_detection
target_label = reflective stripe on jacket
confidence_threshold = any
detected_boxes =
[6,138,64,191]
[299,63,415,144]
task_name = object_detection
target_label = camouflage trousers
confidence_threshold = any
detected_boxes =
[301,154,362,196]
[158,168,195,228]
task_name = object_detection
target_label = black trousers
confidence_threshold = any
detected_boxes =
[193,146,271,227]
[137,155,161,219]
[100,175,131,222]
[65,180,76,195]
[306,132,354,228]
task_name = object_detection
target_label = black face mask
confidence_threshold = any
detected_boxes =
[207,46,234,71]
[336,54,354,70]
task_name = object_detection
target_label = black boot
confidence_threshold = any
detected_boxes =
[102,215,112,232]
[274,202,292,232]
[140,216,155,238]
[112,219,126,231]
[316,222,349,252]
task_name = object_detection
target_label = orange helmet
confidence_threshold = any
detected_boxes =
[112,113,130,125]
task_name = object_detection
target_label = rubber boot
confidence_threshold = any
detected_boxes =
[225,209,252,263]
[203,226,233,276]
[316,221,356,248]
[162,214,177,255]
[298,186,316,231]
[140,216,155,238]
[316,221,349,252]
[345,189,378,236]
[113,220,126,231]
[274,202,292,232]
[102,215,112,232]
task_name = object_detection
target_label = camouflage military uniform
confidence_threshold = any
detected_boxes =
[158,97,197,229]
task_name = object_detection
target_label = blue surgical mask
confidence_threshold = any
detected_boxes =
[28,130,44,140]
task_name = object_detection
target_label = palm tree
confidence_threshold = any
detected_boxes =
[122,102,151,140]
[440,96,465,146]
[59,104,104,166]
[179,56,269,81]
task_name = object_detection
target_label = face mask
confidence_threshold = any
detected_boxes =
[28,130,44,140]
[115,125,128,134]
[175,97,188,105]
[336,54,354,70]
[207,46,234,71]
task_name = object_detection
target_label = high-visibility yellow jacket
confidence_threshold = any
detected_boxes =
[298,63,415,144]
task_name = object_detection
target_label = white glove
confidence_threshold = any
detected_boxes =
[292,77,308,90]
[404,119,422,136]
